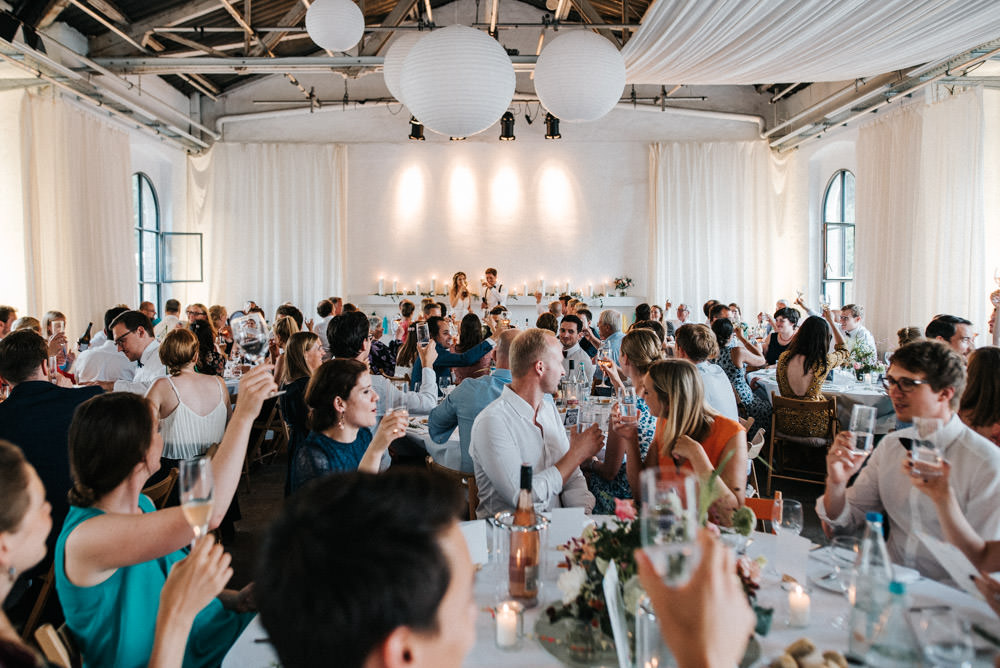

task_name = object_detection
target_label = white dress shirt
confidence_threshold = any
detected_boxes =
[470,386,595,518]
[562,343,595,382]
[845,325,877,356]
[72,340,135,384]
[816,414,1000,581]
[695,361,739,421]
[114,340,167,394]
[154,315,180,342]
[315,315,333,352]
[483,283,508,310]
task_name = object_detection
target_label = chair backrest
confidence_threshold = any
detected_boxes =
[425,456,479,521]
[747,429,766,460]
[35,623,79,668]
[745,497,780,534]
[771,393,837,440]
[739,416,755,433]
[143,467,179,509]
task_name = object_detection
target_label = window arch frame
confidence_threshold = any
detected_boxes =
[820,169,856,309]
[133,172,162,311]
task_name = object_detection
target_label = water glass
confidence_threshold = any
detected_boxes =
[639,468,700,585]
[911,417,944,477]
[828,536,861,594]
[415,321,430,345]
[776,499,804,536]
[848,405,877,453]
[387,386,408,418]
[914,608,973,667]
[578,402,599,433]
[618,386,638,423]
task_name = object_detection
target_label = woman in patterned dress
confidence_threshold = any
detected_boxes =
[711,318,770,438]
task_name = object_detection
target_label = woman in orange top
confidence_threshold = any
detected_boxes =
[633,358,747,523]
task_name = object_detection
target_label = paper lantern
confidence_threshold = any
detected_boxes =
[533,31,625,122]
[305,0,365,53]
[383,31,424,104]
[399,25,515,138]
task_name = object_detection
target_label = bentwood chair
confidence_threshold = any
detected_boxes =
[35,623,80,668]
[766,393,838,495]
[425,456,479,521]
[143,467,179,509]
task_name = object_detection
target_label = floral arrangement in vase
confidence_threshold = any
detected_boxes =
[613,276,634,295]
[846,340,884,380]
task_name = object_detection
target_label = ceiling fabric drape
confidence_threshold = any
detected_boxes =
[647,141,798,314]
[623,0,1000,85]
[20,90,136,330]
[186,142,347,317]
[855,89,989,348]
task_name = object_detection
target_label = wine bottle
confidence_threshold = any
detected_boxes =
[77,322,93,352]
[509,464,540,605]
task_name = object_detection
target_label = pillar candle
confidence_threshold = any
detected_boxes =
[522,281,528,297]
[495,602,520,649]
[416,281,422,295]
[392,279,398,294]
[788,585,810,627]
[540,279,546,296]
[564,280,570,295]
[587,283,593,298]
[377,278,384,295]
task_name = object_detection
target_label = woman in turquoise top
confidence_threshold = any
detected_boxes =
[55,366,276,668]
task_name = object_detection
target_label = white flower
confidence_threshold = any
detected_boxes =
[557,566,588,605]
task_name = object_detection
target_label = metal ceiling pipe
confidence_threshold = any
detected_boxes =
[616,101,765,136]
[769,82,800,103]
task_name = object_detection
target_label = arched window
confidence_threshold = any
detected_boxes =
[133,172,161,309]
[821,169,855,309]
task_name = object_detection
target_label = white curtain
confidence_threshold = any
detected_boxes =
[648,141,798,314]
[20,90,136,330]
[624,0,1000,85]
[856,90,988,347]
[187,143,347,316]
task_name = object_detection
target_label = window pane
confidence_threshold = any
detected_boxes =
[141,283,159,309]
[843,171,855,224]
[141,231,158,282]
[140,177,158,231]
[845,226,855,278]
[134,228,141,279]
[826,227,845,278]
[132,176,141,227]
[843,281,854,305]
[824,174,843,223]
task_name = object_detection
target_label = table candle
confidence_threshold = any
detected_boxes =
[540,279,546,296]
[788,584,810,627]
[416,281,422,295]
[522,281,528,297]
[564,280,570,295]
[377,277,384,295]
[430,276,436,294]
[495,601,521,649]
[392,279,398,294]
[588,283,593,298]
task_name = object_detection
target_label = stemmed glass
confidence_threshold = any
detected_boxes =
[825,536,861,628]
[775,498,804,536]
[230,313,270,365]
[179,456,214,549]
[596,342,613,388]
[639,468,700,585]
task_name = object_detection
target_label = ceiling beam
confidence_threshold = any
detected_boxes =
[248,2,307,56]
[157,31,231,58]
[568,0,620,47]
[34,0,70,28]
[92,54,539,74]
[89,0,224,55]
[358,0,419,56]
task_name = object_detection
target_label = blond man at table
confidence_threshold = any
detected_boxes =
[816,340,1000,581]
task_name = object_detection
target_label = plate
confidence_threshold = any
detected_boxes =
[534,615,618,668]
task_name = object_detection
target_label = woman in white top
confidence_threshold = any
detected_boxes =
[449,271,473,317]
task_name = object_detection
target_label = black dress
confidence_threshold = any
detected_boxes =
[764,332,790,366]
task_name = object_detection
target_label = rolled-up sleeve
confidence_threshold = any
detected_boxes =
[428,393,458,444]
[407,368,438,414]
[472,413,564,511]
[815,443,884,532]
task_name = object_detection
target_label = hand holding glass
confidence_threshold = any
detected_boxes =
[179,457,214,547]
[910,417,944,478]
[639,469,700,586]
[618,386,638,423]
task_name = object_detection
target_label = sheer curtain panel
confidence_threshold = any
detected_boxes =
[187,143,347,316]
[20,91,136,329]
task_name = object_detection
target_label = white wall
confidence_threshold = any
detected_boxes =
[345,141,648,301]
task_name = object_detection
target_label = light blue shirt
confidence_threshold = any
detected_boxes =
[594,330,625,383]
[428,368,512,473]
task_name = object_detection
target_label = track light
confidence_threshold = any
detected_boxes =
[499,111,515,141]
[544,112,561,139]
[408,116,425,141]
[449,136,466,141]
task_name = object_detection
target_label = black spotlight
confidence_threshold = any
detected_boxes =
[499,111,516,141]
[449,136,466,141]
[544,112,561,139]
[408,116,425,141]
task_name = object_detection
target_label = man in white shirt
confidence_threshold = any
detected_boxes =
[925,315,975,360]
[153,299,181,341]
[668,303,691,331]
[73,306,135,384]
[837,303,876,356]
[107,310,167,394]
[673,324,739,421]
[314,298,334,353]
[481,267,507,311]
[816,340,1000,581]
[558,315,595,383]
[470,328,603,518]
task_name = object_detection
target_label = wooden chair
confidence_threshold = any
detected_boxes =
[745,496,780,534]
[20,565,54,641]
[425,456,479,521]
[35,623,80,668]
[767,393,837,495]
[243,396,286,492]
[746,428,766,497]
[143,467,179,510]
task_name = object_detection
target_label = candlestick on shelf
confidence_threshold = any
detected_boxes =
[416,281,422,295]
[430,277,436,294]
[522,282,528,297]
[540,279,546,296]
[587,283,593,298]
[377,278,384,296]
[564,281,570,295]
[788,584,810,627]
[392,279,398,294]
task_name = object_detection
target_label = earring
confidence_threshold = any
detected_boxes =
[7,566,16,582]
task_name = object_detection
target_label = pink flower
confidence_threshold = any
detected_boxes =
[853,362,862,370]
[614,498,637,521]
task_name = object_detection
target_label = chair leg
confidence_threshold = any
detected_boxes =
[766,438,776,497]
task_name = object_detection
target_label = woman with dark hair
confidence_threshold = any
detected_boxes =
[290,359,409,492]
[536,312,558,333]
[451,313,492,384]
[634,303,651,324]
[395,300,415,343]
[54,367,276,668]
[712,318,770,438]
[0,440,234,668]
[189,320,226,376]
[762,306,801,366]
[959,346,1000,446]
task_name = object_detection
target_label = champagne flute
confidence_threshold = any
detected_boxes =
[179,457,214,548]
[848,405,877,454]
[596,342,613,388]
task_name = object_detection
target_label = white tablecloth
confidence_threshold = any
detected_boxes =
[748,368,897,434]
[223,520,1000,667]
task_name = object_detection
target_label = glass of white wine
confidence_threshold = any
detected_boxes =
[179,456,214,548]
[231,312,270,365]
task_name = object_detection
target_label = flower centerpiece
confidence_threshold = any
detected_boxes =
[613,276,633,296]
[845,340,883,381]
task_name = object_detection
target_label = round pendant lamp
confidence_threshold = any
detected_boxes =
[533,30,625,122]
[383,31,424,105]
[305,0,365,53]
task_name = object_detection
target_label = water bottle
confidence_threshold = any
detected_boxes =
[865,581,921,666]
[847,512,894,661]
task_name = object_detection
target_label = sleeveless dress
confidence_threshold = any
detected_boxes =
[54,495,253,668]
[159,376,228,460]
[588,398,656,514]
[659,415,745,470]
[716,346,770,438]
[775,344,850,437]
[764,332,791,366]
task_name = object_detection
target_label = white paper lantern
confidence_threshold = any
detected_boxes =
[383,31,424,104]
[305,0,365,53]
[399,25,515,138]
[533,31,625,122]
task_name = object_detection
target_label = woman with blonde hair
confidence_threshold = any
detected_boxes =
[634,359,746,522]
[449,272,473,317]
[280,331,324,495]
[591,328,662,513]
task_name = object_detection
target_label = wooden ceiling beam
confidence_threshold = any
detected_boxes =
[568,0,620,47]
[90,0,224,56]
[358,0,418,56]
[248,2,307,56]
[157,31,231,58]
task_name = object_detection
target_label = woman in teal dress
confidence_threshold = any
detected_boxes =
[711,318,770,439]
[55,366,276,668]
[588,329,662,514]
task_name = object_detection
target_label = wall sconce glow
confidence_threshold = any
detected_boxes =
[448,164,478,224]
[539,164,576,229]
[490,166,521,222]
[396,165,426,229]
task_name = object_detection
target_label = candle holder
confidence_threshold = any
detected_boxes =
[494,600,524,650]
[490,511,550,608]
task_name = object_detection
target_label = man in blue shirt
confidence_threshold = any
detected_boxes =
[427,330,518,472]
[409,316,502,391]
[592,308,624,396]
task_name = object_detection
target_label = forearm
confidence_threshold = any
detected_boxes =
[935,491,989,569]
[555,448,589,484]
[821,482,849,526]
[359,439,390,473]
[148,608,197,668]
[593,434,625,481]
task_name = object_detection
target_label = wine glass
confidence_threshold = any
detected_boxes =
[915,608,974,667]
[639,468,700,585]
[775,498,803,536]
[848,405,877,454]
[230,312,270,365]
[825,536,861,628]
[596,342,613,388]
[179,456,214,548]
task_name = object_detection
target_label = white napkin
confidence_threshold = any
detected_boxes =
[917,531,981,597]
[602,559,631,668]
[773,532,813,585]
[459,520,488,566]
[544,507,587,550]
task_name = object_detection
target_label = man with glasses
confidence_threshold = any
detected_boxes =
[106,310,166,393]
[837,303,876,356]
[925,314,975,360]
[816,340,1000,581]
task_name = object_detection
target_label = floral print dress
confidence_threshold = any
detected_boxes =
[589,397,656,515]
